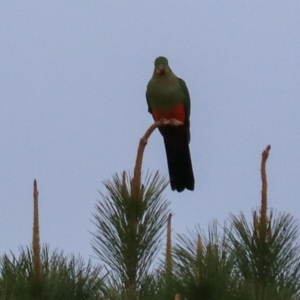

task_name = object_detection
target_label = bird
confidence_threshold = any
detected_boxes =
[146,56,195,192]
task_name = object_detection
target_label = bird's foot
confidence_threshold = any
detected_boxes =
[159,118,183,126]
[169,118,184,126]
[159,118,169,125]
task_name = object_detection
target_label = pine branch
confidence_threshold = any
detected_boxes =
[32,179,42,281]
[166,213,173,275]
[260,144,271,227]
[132,119,183,198]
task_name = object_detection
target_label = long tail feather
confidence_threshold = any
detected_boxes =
[161,125,195,192]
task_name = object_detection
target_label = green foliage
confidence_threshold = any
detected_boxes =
[149,269,180,300]
[0,245,105,300]
[2,145,300,300]
[90,170,300,300]
[91,171,170,300]
[228,210,300,299]
[172,221,238,300]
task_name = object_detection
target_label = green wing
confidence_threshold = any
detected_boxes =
[178,77,191,143]
[146,91,152,114]
[178,77,191,117]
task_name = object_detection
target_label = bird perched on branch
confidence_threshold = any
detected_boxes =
[146,56,195,192]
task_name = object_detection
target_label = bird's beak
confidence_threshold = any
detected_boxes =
[156,64,165,74]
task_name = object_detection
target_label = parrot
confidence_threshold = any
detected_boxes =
[146,56,195,192]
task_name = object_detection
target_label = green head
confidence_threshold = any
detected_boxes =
[154,56,171,75]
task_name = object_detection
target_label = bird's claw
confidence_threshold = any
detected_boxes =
[159,118,183,126]
[169,118,182,125]
[160,118,169,125]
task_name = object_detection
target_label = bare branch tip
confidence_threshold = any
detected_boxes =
[33,179,39,197]
[262,144,271,160]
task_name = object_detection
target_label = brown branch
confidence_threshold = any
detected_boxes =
[260,145,271,226]
[166,213,173,274]
[175,294,181,300]
[132,119,183,198]
[196,234,202,279]
[33,179,42,280]
[197,234,203,253]
[252,210,258,239]
[121,171,129,198]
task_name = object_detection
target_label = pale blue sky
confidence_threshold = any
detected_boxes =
[1,2,300,261]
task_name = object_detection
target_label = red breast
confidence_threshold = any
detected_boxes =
[152,104,186,123]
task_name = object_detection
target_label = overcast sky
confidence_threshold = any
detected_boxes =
[1,2,300,262]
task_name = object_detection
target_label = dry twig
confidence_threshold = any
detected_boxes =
[166,213,173,274]
[33,179,42,279]
[132,119,183,198]
[260,145,271,226]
